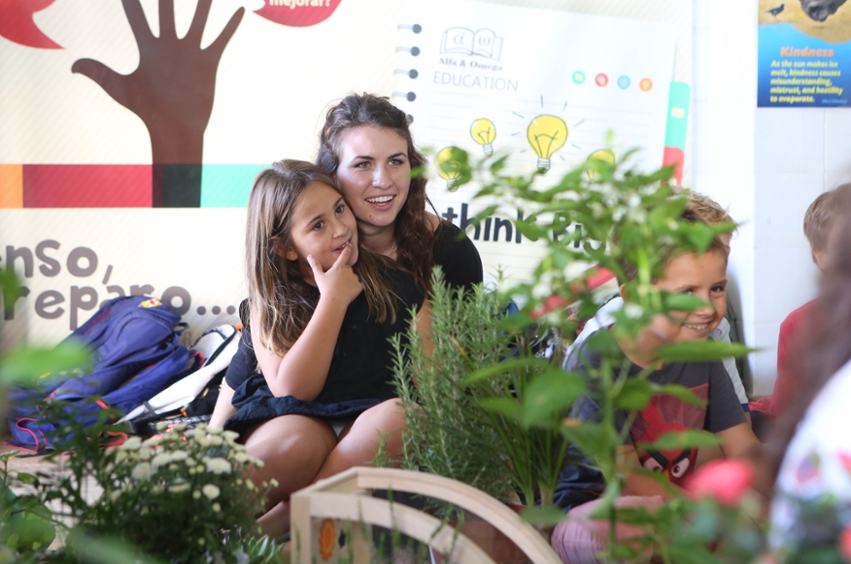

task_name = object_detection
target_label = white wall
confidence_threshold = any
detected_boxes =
[693,0,851,397]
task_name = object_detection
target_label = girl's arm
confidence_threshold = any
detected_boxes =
[209,381,236,429]
[253,246,363,400]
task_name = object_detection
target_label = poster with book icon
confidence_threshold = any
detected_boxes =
[395,0,678,285]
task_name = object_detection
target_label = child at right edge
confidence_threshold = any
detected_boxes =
[551,211,766,564]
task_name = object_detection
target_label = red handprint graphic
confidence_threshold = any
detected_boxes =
[72,0,244,207]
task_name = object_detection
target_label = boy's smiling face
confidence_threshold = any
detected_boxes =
[645,249,728,344]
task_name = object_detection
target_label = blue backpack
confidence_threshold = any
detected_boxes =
[8,295,190,453]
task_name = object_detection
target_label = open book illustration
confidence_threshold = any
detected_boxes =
[396,0,678,284]
[441,27,503,60]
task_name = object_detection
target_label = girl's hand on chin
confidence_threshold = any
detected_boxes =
[308,246,363,306]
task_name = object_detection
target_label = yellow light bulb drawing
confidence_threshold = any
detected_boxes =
[436,146,464,190]
[526,115,568,172]
[470,118,497,156]
[586,149,615,180]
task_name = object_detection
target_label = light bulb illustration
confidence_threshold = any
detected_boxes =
[586,149,615,180]
[526,115,568,172]
[470,118,497,156]
[436,146,465,190]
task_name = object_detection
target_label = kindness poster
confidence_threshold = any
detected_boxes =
[758,0,851,107]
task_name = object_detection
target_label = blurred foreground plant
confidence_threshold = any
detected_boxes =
[402,146,761,562]
[0,272,282,563]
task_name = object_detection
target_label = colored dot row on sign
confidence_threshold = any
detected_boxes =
[571,71,653,92]
[196,305,237,316]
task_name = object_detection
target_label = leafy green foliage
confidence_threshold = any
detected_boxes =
[0,343,92,386]
[404,145,765,562]
[0,400,278,563]
[0,267,283,564]
[391,275,518,505]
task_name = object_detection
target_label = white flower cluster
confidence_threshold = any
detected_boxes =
[104,423,268,517]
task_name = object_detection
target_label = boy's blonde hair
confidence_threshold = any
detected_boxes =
[804,184,851,258]
[617,208,728,284]
[672,187,736,232]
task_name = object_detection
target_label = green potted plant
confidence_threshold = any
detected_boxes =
[390,146,761,563]
[0,272,284,564]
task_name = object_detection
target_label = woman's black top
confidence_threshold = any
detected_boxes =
[432,220,483,293]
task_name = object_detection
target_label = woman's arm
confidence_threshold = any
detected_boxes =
[253,246,363,400]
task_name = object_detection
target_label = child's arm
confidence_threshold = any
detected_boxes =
[253,246,363,400]
[416,299,434,358]
[209,381,236,429]
[716,421,772,496]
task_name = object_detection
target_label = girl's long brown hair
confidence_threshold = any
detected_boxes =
[246,159,398,355]
[316,93,436,291]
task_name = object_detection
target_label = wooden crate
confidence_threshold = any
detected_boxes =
[290,467,561,564]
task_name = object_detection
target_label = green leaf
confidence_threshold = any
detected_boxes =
[514,220,549,241]
[648,196,687,226]
[0,342,92,384]
[520,504,566,525]
[490,155,509,174]
[613,378,653,411]
[583,329,621,356]
[15,473,38,485]
[655,341,755,363]
[682,223,717,253]
[651,384,706,406]
[662,292,710,312]
[66,526,165,564]
[646,430,721,452]
[588,478,622,517]
[463,357,554,385]
[521,370,587,427]
[561,421,608,461]
[478,398,524,422]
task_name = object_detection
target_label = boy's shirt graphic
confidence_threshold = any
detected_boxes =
[554,329,746,511]
[631,387,709,487]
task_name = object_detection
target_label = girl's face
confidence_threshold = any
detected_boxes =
[645,249,728,343]
[334,125,411,234]
[283,182,358,274]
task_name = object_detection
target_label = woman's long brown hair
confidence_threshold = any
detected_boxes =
[316,93,436,291]
[245,159,398,355]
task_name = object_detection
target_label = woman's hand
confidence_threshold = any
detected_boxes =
[308,245,363,307]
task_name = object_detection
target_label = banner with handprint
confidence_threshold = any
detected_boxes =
[0,0,384,345]
[0,0,692,344]
[0,0,350,211]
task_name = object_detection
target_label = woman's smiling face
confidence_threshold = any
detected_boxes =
[334,125,411,235]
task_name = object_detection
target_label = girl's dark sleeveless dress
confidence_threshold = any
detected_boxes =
[223,268,423,435]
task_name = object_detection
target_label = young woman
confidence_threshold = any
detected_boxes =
[210,93,483,429]
[228,160,428,536]
[316,92,482,292]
